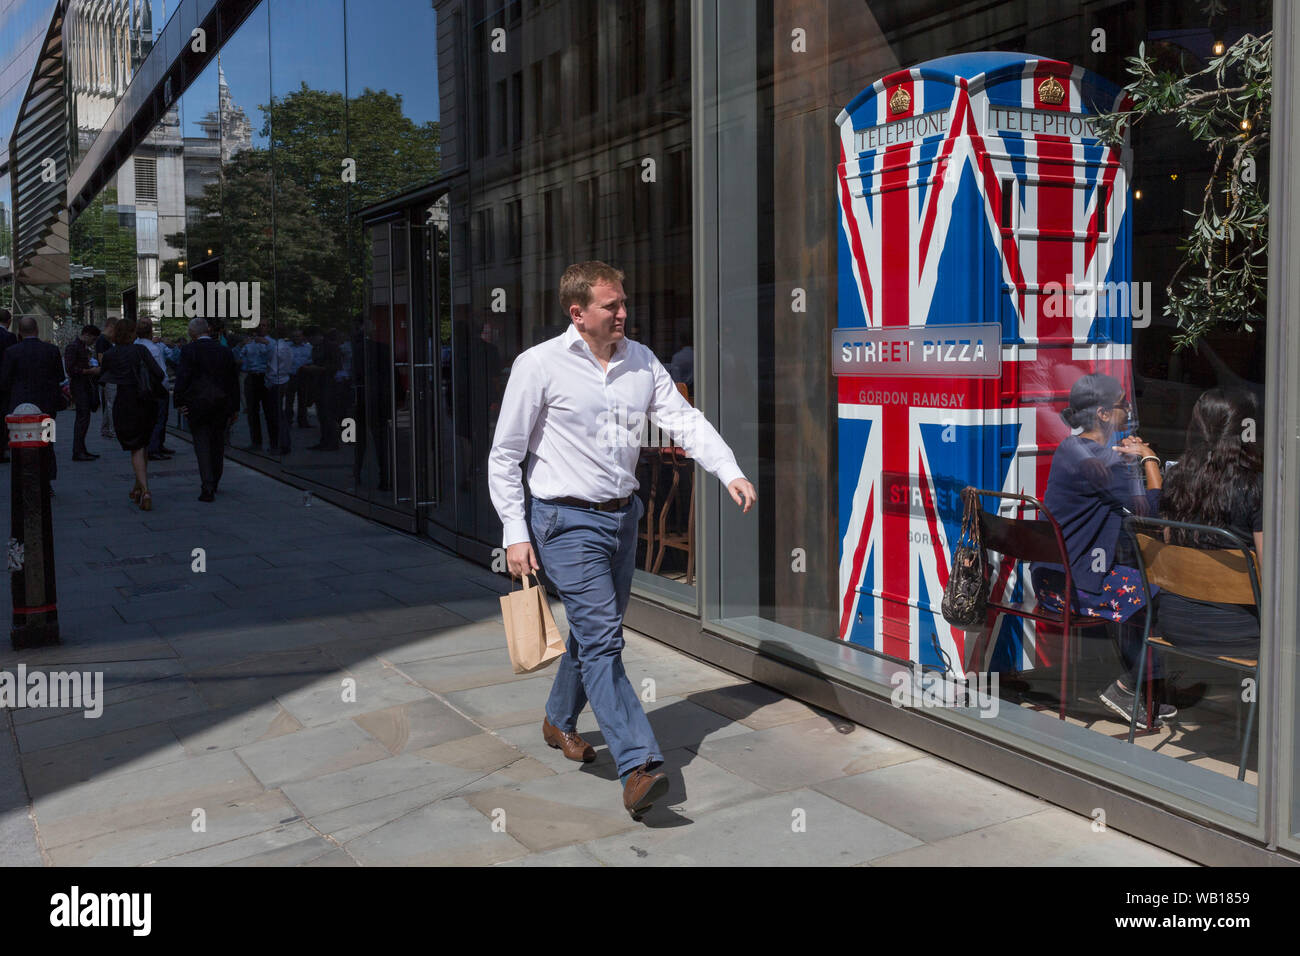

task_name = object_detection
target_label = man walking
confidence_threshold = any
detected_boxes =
[0,316,65,482]
[95,317,118,439]
[488,261,756,820]
[174,317,239,501]
[63,324,102,460]
[234,321,277,452]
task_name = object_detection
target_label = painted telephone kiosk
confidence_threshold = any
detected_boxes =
[835,53,1134,675]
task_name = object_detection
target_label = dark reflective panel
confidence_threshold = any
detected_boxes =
[346,0,441,511]
[213,4,276,460]
[454,0,695,591]
[270,0,350,478]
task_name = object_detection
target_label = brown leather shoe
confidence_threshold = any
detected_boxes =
[622,764,669,820]
[542,717,596,763]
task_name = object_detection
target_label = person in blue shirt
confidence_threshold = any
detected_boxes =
[235,321,277,451]
[1031,373,1169,730]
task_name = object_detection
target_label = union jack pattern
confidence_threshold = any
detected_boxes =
[836,53,1134,674]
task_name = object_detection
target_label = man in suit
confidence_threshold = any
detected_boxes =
[174,317,239,502]
[63,325,102,461]
[0,316,65,481]
[0,309,18,463]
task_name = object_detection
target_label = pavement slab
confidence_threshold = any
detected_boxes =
[0,429,1191,867]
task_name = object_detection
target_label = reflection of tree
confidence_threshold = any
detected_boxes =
[167,86,439,334]
[269,84,440,323]
[70,187,138,322]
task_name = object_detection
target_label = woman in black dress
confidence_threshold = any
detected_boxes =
[99,318,165,511]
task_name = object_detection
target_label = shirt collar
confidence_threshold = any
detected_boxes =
[563,323,628,361]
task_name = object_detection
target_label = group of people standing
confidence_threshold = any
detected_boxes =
[233,323,349,455]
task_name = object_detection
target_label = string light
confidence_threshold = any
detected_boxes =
[1135,188,1143,200]
[1213,39,1225,56]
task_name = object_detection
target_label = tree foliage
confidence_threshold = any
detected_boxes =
[164,85,440,332]
[1093,33,1270,349]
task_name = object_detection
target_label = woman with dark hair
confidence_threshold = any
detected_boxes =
[98,318,165,511]
[1156,388,1263,654]
[1030,372,1170,729]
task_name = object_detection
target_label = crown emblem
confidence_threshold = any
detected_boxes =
[1037,76,1065,106]
[888,86,911,115]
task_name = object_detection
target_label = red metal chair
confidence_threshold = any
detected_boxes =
[964,488,1110,720]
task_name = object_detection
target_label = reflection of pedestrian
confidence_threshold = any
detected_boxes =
[99,318,165,510]
[175,318,239,502]
[235,321,277,451]
[63,325,102,460]
[95,317,118,439]
[308,328,343,451]
[488,261,757,820]
[267,331,291,454]
[285,328,313,428]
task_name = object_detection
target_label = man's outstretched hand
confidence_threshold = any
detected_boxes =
[728,478,757,513]
[506,541,539,578]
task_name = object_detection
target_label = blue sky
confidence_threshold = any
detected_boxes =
[181,0,439,142]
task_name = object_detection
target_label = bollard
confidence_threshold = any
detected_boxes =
[8,403,59,649]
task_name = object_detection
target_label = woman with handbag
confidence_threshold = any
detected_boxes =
[98,318,166,511]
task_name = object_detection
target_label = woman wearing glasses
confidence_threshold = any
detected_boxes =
[1030,372,1169,730]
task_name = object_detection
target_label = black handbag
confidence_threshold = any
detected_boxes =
[941,487,990,631]
[134,346,167,401]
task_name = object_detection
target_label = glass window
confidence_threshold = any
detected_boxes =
[216,4,275,459]
[453,0,696,595]
[709,0,1272,829]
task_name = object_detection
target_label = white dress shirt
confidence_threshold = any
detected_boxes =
[489,324,745,547]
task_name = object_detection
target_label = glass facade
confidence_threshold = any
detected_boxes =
[47,0,1300,859]
[703,0,1277,838]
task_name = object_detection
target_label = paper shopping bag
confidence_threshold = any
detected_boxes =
[500,572,566,674]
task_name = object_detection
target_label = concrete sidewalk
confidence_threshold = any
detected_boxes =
[0,428,1192,866]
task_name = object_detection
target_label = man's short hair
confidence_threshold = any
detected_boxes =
[16,316,38,337]
[0,308,11,326]
[112,318,137,345]
[559,261,625,312]
[136,316,153,340]
[82,324,100,338]
[188,317,210,338]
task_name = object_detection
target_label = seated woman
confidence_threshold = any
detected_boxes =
[1030,373,1169,729]
[1155,388,1262,657]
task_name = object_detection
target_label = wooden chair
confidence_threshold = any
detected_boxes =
[639,383,692,576]
[1123,516,1260,779]
[651,383,696,584]
[965,488,1110,720]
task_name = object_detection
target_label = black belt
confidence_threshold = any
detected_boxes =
[543,495,633,512]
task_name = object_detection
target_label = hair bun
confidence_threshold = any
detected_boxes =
[1060,407,1077,428]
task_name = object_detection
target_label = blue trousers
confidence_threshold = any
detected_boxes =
[530,496,663,777]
